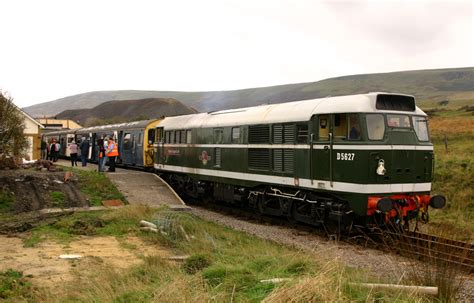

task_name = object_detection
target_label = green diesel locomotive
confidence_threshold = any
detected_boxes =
[154,92,445,229]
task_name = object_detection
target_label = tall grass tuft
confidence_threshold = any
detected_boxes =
[262,260,347,302]
[406,229,468,302]
[382,225,468,302]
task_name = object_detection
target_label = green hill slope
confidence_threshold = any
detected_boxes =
[56,98,197,126]
[24,67,474,117]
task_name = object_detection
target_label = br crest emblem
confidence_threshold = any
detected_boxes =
[199,150,211,165]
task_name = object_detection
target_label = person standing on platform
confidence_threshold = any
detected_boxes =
[46,139,52,161]
[106,137,119,172]
[40,139,47,159]
[69,140,78,166]
[80,137,89,166]
[97,137,106,172]
[50,139,59,162]
[101,136,108,172]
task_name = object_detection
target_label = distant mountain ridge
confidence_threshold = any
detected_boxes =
[24,67,474,117]
[56,98,197,127]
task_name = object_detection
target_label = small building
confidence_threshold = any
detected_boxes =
[37,118,82,130]
[21,110,45,160]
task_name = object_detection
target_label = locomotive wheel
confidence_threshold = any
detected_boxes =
[257,198,265,215]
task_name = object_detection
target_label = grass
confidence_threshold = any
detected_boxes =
[381,225,469,303]
[0,269,33,301]
[426,109,474,240]
[74,169,126,206]
[49,191,65,208]
[10,206,427,302]
[22,205,155,247]
[0,191,15,214]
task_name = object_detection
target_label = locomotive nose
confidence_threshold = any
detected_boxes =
[429,195,446,209]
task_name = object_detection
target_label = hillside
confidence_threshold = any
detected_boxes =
[24,67,474,117]
[56,98,197,126]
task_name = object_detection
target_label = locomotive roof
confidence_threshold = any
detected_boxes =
[159,92,426,129]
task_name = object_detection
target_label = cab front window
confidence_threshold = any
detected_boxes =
[366,114,385,140]
[412,116,430,141]
[387,114,410,128]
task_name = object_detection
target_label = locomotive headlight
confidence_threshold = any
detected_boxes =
[376,159,386,176]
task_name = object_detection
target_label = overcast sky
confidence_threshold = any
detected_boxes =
[0,0,472,108]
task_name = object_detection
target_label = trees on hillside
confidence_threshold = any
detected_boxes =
[0,91,28,159]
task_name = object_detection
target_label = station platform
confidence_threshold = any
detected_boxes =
[54,160,190,211]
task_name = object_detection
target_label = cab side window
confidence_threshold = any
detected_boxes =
[148,129,156,144]
[333,114,347,141]
[347,114,361,140]
[318,115,329,141]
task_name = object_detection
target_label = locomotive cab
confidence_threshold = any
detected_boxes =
[309,93,445,228]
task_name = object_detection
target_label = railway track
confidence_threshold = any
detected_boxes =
[373,230,474,274]
[187,198,474,274]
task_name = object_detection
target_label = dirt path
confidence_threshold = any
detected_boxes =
[0,235,168,290]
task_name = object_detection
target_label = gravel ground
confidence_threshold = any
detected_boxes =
[191,206,473,302]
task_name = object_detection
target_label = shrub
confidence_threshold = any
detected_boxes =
[183,254,212,274]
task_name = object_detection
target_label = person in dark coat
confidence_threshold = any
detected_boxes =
[80,137,90,166]
[97,137,106,172]
[40,140,47,159]
[50,139,59,162]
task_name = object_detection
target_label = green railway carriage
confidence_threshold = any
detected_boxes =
[154,92,445,228]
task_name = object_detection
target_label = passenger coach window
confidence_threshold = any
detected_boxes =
[180,130,186,143]
[170,131,175,144]
[165,131,170,144]
[123,133,131,147]
[366,114,385,140]
[412,116,429,141]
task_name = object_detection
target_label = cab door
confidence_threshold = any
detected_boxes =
[312,114,332,185]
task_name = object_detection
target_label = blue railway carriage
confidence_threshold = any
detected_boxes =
[75,120,161,168]
[154,92,445,228]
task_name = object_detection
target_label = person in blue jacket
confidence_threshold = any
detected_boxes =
[80,137,90,166]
